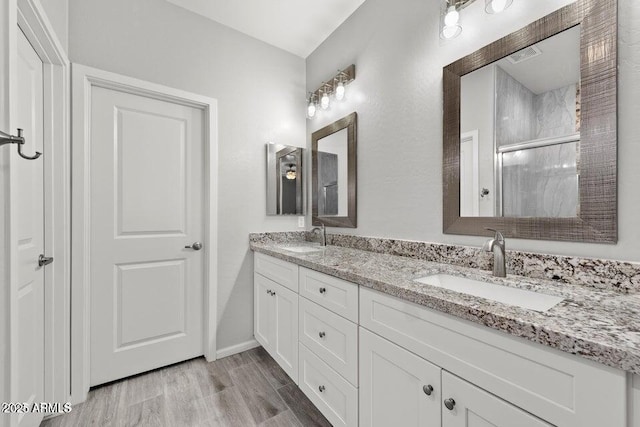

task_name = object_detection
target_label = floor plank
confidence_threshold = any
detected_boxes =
[40,347,330,427]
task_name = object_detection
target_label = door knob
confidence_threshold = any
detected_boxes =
[185,242,203,251]
[38,254,54,267]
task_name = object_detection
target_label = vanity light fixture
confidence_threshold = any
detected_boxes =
[441,0,514,40]
[307,93,318,119]
[485,0,513,14]
[306,65,356,119]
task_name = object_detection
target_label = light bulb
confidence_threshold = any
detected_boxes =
[444,6,459,27]
[307,100,316,118]
[321,92,330,110]
[442,24,462,39]
[485,0,512,14]
[335,81,345,101]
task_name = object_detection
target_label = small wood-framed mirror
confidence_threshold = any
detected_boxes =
[312,112,357,228]
[266,143,304,215]
[443,0,617,243]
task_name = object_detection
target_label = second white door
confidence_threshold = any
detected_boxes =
[89,82,205,386]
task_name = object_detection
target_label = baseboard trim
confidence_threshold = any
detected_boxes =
[216,339,260,359]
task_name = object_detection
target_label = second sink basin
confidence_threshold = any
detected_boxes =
[414,274,563,312]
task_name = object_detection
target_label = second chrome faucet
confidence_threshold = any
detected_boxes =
[483,228,506,278]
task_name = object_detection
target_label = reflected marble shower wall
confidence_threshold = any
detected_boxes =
[534,84,578,138]
[495,66,536,147]
[502,142,579,217]
[495,66,579,217]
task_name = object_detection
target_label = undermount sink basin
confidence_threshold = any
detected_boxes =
[279,245,324,254]
[414,274,563,312]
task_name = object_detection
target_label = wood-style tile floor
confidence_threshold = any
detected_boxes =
[41,347,331,427]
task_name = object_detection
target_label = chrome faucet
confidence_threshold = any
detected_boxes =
[482,228,506,278]
[311,223,327,246]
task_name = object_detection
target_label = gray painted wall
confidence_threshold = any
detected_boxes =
[39,0,68,53]
[68,0,307,350]
[306,0,640,263]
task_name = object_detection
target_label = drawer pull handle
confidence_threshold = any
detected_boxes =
[319,331,326,338]
[318,385,326,393]
[423,385,433,396]
[444,398,456,411]
[319,287,327,294]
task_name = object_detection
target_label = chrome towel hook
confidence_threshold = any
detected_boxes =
[0,128,42,160]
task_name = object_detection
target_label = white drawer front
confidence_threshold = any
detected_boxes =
[299,343,358,427]
[299,297,358,386]
[299,267,358,322]
[360,287,626,427]
[254,252,298,292]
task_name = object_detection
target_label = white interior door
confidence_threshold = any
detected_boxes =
[460,131,479,216]
[14,28,45,427]
[89,83,205,386]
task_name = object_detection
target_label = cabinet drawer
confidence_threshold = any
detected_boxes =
[254,252,298,292]
[299,267,358,322]
[299,343,358,427]
[360,287,626,427]
[299,297,358,386]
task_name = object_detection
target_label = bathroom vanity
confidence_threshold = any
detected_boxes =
[250,237,640,427]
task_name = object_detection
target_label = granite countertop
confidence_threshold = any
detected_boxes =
[250,240,640,374]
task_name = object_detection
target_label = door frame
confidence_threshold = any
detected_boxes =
[70,64,219,403]
[1,0,70,423]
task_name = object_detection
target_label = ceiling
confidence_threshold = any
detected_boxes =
[166,0,367,58]
[496,25,581,94]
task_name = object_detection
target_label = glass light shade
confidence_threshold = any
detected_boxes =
[441,24,462,39]
[307,101,317,118]
[335,81,346,101]
[286,170,296,180]
[485,0,513,14]
[321,92,330,110]
[444,6,460,26]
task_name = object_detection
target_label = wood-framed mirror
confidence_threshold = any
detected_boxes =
[312,112,357,228]
[443,0,617,243]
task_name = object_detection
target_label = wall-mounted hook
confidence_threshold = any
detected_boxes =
[0,128,42,160]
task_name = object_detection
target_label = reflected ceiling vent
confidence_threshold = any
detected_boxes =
[507,45,542,64]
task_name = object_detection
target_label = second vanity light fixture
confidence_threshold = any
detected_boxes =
[441,0,514,40]
[307,65,356,119]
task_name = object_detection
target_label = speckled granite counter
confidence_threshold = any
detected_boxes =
[250,239,640,375]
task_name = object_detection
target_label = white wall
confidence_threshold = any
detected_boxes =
[68,0,306,350]
[461,64,495,216]
[307,0,640,263]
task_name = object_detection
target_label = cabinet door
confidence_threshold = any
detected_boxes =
[254,273,274,350]
[442,371,552,427]
[360,328,441,427]
[272,281,299,383]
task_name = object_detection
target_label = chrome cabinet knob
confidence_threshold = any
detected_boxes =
[318,385,326,393]
[423,385,434,396]
[444,398,456,411]
[319,287,327,294]
[319,331,326,338]
[185,242,203,250]
[266,290,272,295]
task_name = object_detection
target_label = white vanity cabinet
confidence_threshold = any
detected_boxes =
[253,252,630,427]
[254,253,299,382]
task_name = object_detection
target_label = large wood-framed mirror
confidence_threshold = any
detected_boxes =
[443,0,617,243]
[312,112,357,228]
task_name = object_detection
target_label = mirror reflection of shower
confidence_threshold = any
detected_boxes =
[459,26,581,218]
[266,143,304,215]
